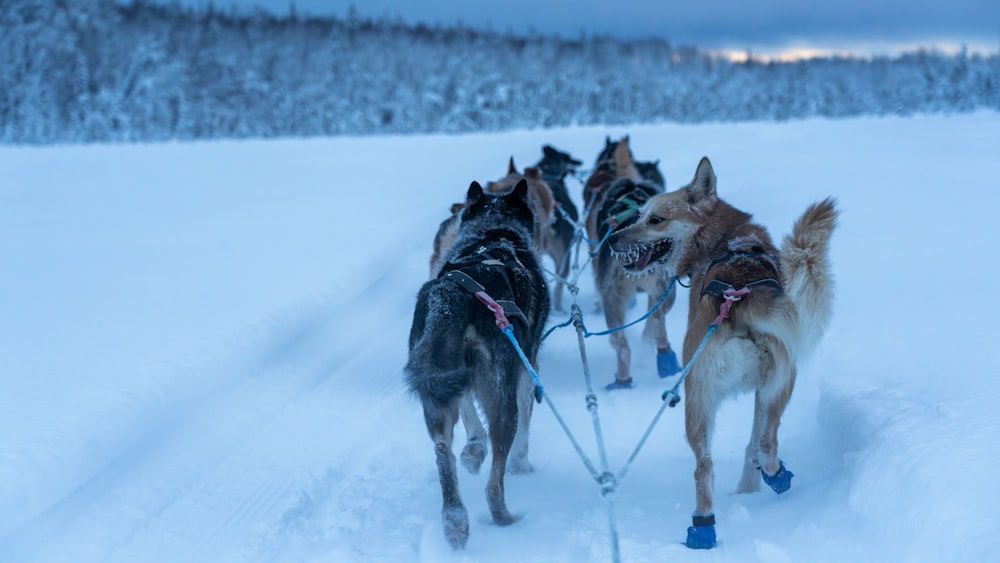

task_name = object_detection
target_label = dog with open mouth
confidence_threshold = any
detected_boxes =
[582,137,681,389]
[608,156,838,549]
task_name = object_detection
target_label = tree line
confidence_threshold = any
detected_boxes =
[1,0,996,145]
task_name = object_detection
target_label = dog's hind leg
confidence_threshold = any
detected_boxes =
[507,369,535,474]
[459,393,487,474]
[683,369,721,549]
[736,392,769,493]
[685,380,718,517]
[479,367,521,526]
[740,365,797,494]
[421,397,469,549]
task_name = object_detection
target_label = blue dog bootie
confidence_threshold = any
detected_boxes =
[761,460,794,494]
[604,376,634,391]
[656,347,682,378]
[685,514,717,549]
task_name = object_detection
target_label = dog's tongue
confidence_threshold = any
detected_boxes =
[636,249,654,270]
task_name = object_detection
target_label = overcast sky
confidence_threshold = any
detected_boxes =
[190,0,997,55]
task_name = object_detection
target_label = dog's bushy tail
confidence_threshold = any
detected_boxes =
[405,359,471,408]
[404,290,473,407]
[781,197,839,358]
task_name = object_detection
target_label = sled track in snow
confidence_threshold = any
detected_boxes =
[0,247,427,562]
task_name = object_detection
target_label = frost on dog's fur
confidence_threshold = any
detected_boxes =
[582,136,676,383]
[781,198,838,358]
[607,156,839,546]
[406,179,550,549]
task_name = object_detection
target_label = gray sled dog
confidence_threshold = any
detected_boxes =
[582,137,680,388]
[406,179,550,549]
[607,157,838,549]
[426,158,559,478]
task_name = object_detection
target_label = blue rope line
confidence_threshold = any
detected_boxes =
[662,323,718,406]
[501,326,602,480]
[583,277,678,338]
[541,316,574,342]
[555,204,578,225]
[569,228,613,287]
[615,322,719,486]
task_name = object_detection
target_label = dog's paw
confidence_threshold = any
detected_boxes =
[443,505,470,549]
[491,511,522,527]
[507,457,534,474]
[656,348,682,378]
[685,514,717,549]
[460,442,487,474]
[604,377,634,391]
[487,498,522,527]
[761,460,794,494]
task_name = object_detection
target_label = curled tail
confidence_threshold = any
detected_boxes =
[781,197,839,357]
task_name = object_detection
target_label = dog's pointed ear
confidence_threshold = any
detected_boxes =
[467,181,485,204]
[524,166,542,180]
[614,138,638,180]
[687,157,717,204]
[508,157,517,175]
[512,178,529,202]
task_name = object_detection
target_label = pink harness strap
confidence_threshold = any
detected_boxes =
[711,287,750,327]
[475,291,512,330]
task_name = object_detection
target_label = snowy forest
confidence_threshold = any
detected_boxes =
[2,0,998,145]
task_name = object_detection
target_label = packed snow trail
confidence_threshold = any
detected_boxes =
[1,114,999,562]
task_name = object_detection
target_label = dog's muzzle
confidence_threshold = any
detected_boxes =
[611,238,674,272]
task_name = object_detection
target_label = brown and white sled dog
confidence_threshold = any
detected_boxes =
[608,156,838,548]
[582,137,679,387]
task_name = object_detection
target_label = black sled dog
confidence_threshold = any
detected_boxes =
[405,179,550,549]
[534,145,582,311]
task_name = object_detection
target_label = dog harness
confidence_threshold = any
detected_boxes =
[598,180,660,237]
[442,241,532,330]
[699,248,783,320]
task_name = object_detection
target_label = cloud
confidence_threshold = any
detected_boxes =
[174,0,1000,53]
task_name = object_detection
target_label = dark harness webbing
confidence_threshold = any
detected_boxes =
[442,241,531,329]
[597,180,660,239]
[699,248,784,299]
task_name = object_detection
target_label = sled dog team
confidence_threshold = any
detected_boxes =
[404,138,838,550]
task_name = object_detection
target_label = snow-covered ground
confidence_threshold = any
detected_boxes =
[2,113,998,562]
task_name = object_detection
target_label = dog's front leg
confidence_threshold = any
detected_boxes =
[458,393,487,474]
[603,287,634,383]
[507,368,535,474]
